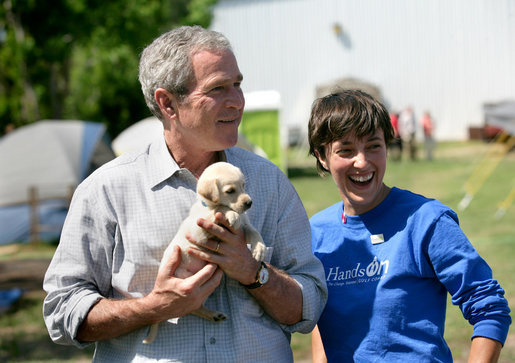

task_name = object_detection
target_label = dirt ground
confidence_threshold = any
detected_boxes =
[0,258,51,292]
[0,252,95,362]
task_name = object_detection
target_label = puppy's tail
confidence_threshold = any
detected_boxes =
[142,323,158,344]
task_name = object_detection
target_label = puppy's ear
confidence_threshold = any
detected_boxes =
[198,177,219,204]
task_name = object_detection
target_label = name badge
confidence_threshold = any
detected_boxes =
[370,234,385,245]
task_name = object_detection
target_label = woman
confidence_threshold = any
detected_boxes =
[308,90,511,362]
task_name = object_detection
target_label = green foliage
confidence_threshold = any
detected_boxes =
[185,0,218,26]
[0,0,217,137]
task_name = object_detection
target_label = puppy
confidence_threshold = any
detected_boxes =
[143,162,266,344]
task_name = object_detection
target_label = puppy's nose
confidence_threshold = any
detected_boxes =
[244,200,252,209]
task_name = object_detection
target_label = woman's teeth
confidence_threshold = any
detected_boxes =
[350,173,373,183]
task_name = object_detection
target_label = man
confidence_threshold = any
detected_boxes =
[420,110,435,161]
[398,106,417,161]
[43,26,327,361]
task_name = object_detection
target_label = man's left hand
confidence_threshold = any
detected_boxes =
[186,212,260,286]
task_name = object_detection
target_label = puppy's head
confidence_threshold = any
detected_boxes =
[197,162,252,214]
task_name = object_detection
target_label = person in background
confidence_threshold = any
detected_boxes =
[43,25,327,362]
[421,110,435,160]
[308,90,511,362]
[388,111,402,161]
[399,106,417,161]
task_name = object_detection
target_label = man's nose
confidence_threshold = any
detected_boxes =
[227,87,244,109]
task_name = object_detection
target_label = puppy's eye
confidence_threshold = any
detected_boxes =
[225,187,235,194]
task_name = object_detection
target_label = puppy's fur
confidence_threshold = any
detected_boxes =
[143,162,266,344]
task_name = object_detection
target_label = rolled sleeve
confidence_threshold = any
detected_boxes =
[43,280,102,348]
[43,180,114,348]
[284,272,327,333]
[472,312,511,345]
[429,213,512,345]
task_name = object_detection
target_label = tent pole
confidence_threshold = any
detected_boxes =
[29,186,39,243]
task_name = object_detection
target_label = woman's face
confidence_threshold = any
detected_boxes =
[318,129,389,216]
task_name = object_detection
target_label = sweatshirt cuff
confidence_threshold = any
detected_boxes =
[472,319,510,346]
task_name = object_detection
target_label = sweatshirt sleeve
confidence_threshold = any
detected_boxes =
[426,212,511,345]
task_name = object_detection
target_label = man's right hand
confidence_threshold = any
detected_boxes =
[76,245,223,342]
[145,245,223,323]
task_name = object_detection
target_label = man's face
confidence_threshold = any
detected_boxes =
[172,49,244,152]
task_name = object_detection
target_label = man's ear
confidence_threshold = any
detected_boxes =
[155,88,177,119]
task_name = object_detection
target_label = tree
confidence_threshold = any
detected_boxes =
[0,0,217,137]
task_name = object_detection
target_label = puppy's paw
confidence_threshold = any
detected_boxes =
[225,211,241,229]
[251,242,267,262]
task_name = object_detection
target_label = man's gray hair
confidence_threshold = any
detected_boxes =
[138,25,233,119]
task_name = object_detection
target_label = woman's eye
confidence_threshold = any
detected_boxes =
[336,149,352,156]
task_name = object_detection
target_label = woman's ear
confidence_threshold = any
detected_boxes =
[314,149,328,170]
[155,88,177,119]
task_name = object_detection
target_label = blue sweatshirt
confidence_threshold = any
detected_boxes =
[311,187,511,362]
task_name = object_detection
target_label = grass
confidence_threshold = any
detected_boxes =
[1,141,513,362]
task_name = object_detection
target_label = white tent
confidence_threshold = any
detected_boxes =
[112,117,164,156]
[0,120,115,244]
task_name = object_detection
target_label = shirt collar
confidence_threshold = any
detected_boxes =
[147,137,227,188]
[148,137,180,188]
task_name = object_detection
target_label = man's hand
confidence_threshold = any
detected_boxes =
[186,212,303,326]
[146,245,223,321]
[77,245,223,342]
[186,212,260,285]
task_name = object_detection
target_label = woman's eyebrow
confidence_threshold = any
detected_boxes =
[335,140,352,146]
[366,135,382,142]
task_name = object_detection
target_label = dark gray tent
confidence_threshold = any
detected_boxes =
[0,120,115,244]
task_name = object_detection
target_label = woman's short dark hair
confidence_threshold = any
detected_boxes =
[308,89,394,175]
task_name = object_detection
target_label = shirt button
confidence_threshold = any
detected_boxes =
[209,337,216,345]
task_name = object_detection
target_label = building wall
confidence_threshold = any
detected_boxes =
[211,0,515,140]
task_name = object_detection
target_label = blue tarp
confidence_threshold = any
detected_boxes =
[0,288,23,314]
[0,200,69,243]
